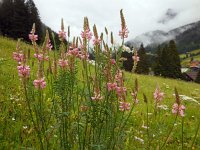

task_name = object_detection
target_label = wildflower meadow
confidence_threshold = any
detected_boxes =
[0,10,200,149]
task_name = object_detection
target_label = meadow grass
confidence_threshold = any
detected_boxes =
[1,35,200,149]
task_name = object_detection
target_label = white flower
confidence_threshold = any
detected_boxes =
[157,105,169,110]
[134,136,144,144]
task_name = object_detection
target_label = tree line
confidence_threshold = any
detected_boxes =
[0,0,60,45]
[123,40,183,79]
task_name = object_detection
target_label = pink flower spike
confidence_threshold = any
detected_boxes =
[46,40,53,50]
[67,48,79,57]
[81,29,93,41]
[172,103,186,117]
[133,55,140,62]
[58,31,66,40]
[33,78,46,89]
[13,52,24,62]
[119,102,130,111]
[154,87,164,103]
[107,82,117,91]
[92,38,101,46]
[110,59,116,65]
[29,33,38,42]
[58,59,68,69]
[119,26,129,39]
[17,65,30,78]
[116,86,127,97]
[91,92,103,101]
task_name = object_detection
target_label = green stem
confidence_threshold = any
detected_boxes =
[191,118,200,148]
[160,115,178,150]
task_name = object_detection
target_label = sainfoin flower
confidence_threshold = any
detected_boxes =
[131,92,139,104]
[154,87,164,103]
[110,59,116,65]
[34,53,48,61]
[119,102,130,111]
[17,65,30,78]
[119,26,129,39]
[67,48,79,57]
[91,91,103,101]
[58,59,68,69]
[133,55,139,63]
[33,78,46,89]
[13,52,24,62]
[92,38,101,46]
[172,103,186,117]
[116,86,127,97]
[107,82,117,91]
[29,32,38,42]
[46,40,53,50]
[81,29,93,40]
[58,31,66,40]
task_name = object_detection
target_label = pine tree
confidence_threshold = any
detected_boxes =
[167,40,182,78]
[154,40,182,79]
[135,43,149,74]
[153,45,162,76]
[0,0,14,37]
[11,0,30,40]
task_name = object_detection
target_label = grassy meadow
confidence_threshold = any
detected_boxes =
[0,34,200,149]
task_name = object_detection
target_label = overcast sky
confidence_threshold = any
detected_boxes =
[34,0,200,42]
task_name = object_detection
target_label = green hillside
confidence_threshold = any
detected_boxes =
[180,49,200,67]
[0,36,200,149]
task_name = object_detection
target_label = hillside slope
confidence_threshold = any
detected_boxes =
[1,36,199,101]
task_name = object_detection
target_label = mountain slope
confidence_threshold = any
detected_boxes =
[126,20,200,53]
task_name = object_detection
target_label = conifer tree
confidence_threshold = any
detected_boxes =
[167,40,182,78]
[135,43,149,74]
[153,45,162,76]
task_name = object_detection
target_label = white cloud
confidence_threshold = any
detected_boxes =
[34,0,200,42]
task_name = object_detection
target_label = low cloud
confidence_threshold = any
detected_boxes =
[34,0,200,42]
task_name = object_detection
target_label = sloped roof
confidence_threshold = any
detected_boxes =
[185,71,198,80]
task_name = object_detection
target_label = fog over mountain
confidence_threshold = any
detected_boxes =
[126,20,200,53]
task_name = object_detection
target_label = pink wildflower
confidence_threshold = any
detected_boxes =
[133,55,140,63]
[58,59,68,69]
[34,53,48,61]
[107,82,117,91]
[58,31,66,40]
[17,65,30,78]
[131,92,139,104]
[81,29,93,41]
[67,48,79,57]
[119,102,130,111]
[110,59,116,65]
[13,52,24,62]
[91,92,103,101]
[172,103,186,117]
[92,38,101,46]
[119,26,129,39]
[116,86,127,97]
[46,40,53,50]
[79,53,89,60]
[115,70,123,82]
[154,87,164,103]
[33,78,46,89]
[29,32,38,42]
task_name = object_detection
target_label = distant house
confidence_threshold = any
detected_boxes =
[183,60,200,81]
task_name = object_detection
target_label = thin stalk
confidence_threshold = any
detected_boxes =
[160,115,178,149]
[182,117,184,150]
[191,118,200,148]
